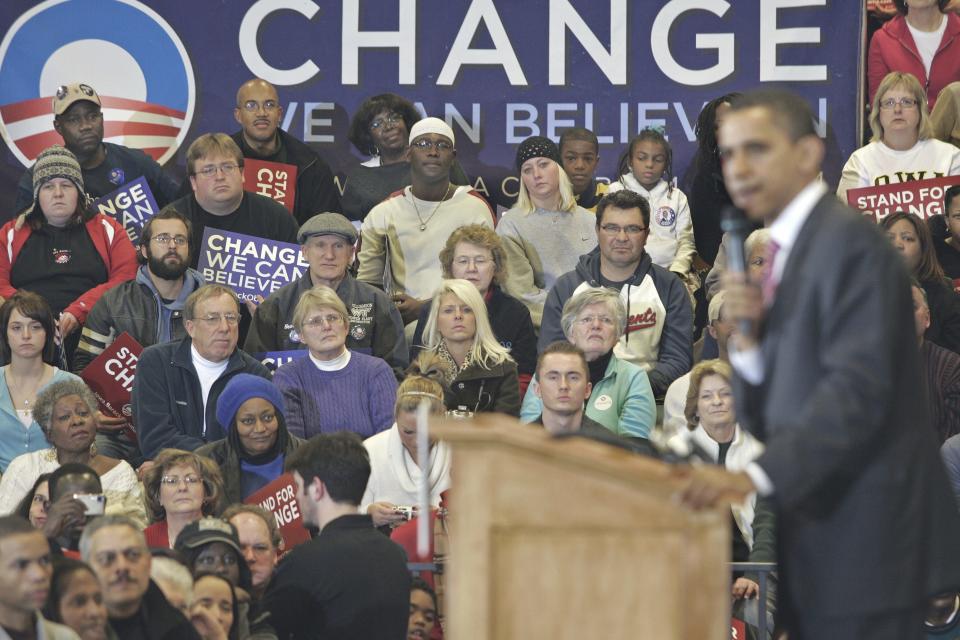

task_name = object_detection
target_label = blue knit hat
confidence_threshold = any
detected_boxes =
[216,374,285,431]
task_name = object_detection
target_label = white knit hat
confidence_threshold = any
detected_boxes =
[408,117,455,146]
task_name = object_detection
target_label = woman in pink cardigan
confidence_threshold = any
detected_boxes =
[0,145,136,363]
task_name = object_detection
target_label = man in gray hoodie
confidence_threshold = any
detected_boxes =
[538,189,692,397]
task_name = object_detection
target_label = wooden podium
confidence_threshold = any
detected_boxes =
[432,414,731,640]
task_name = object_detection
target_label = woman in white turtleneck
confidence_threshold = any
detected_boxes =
[273,286,398,439]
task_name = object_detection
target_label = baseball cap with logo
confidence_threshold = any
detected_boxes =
[53,83,101,116]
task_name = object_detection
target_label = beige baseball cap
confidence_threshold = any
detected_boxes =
[53,83,101,116]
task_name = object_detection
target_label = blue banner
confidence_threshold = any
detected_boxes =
[0,0,863,215]
[197,227,308,301]
[92,176,159,244]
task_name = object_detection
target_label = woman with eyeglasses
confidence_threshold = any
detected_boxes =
[341,93,469,222]
[838,72,960,202]
[0,292,85,473]
[497,136,597,328]
[0,379,145,525]
[143,448,225,549]
[418,279,520,416]
[411,224,537,393]
[197,374,303,505]
[0,145,137,365]
[274,286,398,438]
[521,288,656,438]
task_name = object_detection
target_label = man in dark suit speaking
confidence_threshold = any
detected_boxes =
[675,89,960,639]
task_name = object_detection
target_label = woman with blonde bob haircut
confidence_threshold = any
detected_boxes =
[838,71,960,201]
[361,353,452,527]
[412,224,537,390]
[274,285,397,439]
[142,448,225,549]
[497,136,597,327]
[420,279,520,416]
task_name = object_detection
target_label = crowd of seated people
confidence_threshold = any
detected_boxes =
[0,33,959,636]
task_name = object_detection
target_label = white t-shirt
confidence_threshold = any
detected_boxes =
[836,138,960,202]
[907,15,947,77]
[191,346,229,437]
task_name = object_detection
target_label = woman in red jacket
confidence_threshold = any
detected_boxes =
[0,145,137,361]
[868,0,960,109]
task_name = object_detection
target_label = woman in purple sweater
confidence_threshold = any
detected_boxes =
[273,286,397,438]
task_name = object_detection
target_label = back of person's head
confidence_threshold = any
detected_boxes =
[398,354,448,415]
[48,463,101,500]
[869,71,934,142]
[285,432,371,507]
[150,553,193,616]
[0,291,58,364]
[729,89,817,141]
[683,360,734,430]
[536,341,589,379]
[595,189,650,228]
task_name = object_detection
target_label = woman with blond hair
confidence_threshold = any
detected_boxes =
[361,353,452,527]
[497,136,597,327]
[838,71,960,202]
[412,224,537,390]
[274,286,397,438]
[142,448,225,549]
[419,279,520,416]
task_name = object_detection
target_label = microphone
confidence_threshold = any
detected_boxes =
[720,206,753,337]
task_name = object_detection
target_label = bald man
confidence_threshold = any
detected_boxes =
[231,78,341,225]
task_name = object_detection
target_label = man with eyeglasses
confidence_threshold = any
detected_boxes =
[80,515,202,640]
[170,133,299,265]
[230,78,341,226]
[14,83,179,215]
[357,117,494,329]
[133,284,270,462]
[245,212,408,377]
[538,189,693,397]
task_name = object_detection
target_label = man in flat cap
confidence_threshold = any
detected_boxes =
[15,83,179,214]
[245,212,408,377]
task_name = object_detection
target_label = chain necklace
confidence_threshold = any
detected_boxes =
[412,183,453,232]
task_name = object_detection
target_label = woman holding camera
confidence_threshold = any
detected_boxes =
[0,378,144,525]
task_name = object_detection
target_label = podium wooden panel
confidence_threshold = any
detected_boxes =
[432,414,730,640]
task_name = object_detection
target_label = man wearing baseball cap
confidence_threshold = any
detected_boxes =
[357,117,494,328]
[14,83,179,215]
[244,211,408,377]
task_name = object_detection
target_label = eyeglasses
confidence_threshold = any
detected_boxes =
[303,314,344,328]
[151,234,189,246]
[241,99,279,112]
[369,113,402,130]
[879,97,919,110]
[194,163,241,178]
[195,313,241,327]
[160,474,202,486]
[600,224,646,235]
[412,138,453,152]
[576,314,616,326]
[60,111,103,126]
[453,256,491,269]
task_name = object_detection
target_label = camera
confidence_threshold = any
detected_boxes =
[394,505,416,521]
[73,493,106,516]
[446,407,474,420]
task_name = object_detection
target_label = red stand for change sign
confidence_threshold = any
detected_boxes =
[79,332,143,443]
[244,473,311,550]
[846,175,960,221]
[243,159,298,213]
